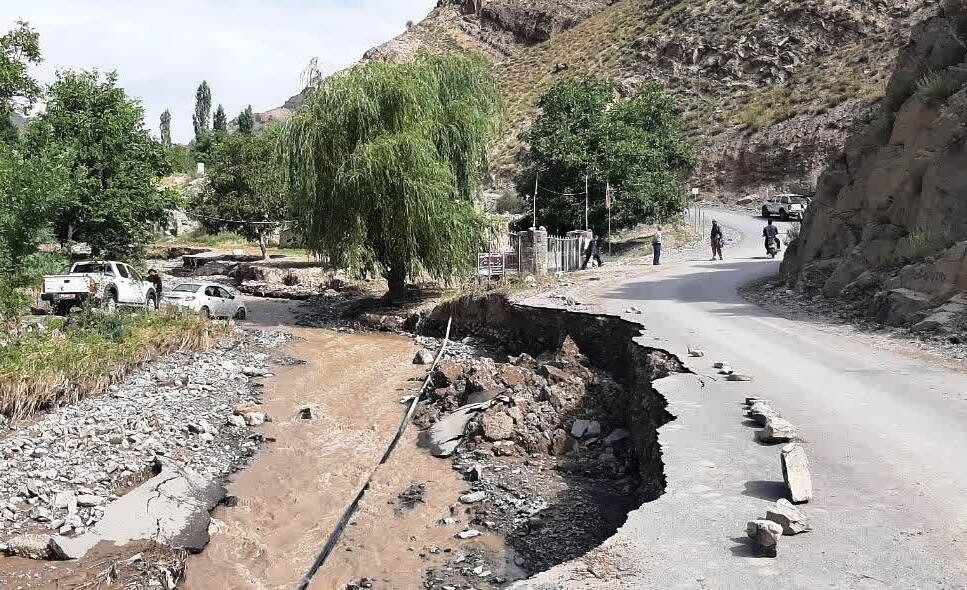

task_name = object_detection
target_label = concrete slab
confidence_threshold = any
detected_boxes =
[49,461,223,560]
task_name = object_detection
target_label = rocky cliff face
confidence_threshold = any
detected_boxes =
[781,0,967,332]
[265,0,938,196]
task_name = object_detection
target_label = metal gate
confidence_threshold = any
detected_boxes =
[547,236,583,273]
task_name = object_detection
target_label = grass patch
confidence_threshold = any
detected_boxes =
[0,308,227,419]
[171,231,249,248]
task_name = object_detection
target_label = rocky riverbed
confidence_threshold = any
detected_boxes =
[0,327,289,556]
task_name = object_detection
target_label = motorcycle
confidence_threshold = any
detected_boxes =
[766,236,780,258]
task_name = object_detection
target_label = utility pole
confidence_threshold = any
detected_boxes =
[584,174,589,231]
[533,171,539,229]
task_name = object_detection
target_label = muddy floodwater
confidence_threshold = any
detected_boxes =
[184,327,478,589]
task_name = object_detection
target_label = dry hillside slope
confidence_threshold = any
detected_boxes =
[781,0,967,333]
[264,0,939,198]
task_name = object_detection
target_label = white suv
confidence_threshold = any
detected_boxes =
[761,194,808,220]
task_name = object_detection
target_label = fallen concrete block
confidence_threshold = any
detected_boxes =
[766,498,811,535]
[3,533,52,559]
[419,400,494,457]
[746,519,783,557]
[781,443,813,504]
[748,401,780,427]
[48,461,225,561]
[756,416,803,443]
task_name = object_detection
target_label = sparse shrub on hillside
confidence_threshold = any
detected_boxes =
[896,223,955,261]
[915,69,965,103]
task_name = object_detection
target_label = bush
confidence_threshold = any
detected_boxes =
[916,70,965,103]
[0,308,225,418]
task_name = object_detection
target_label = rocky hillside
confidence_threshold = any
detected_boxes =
[781,0,967,333]
[264,0,938,197]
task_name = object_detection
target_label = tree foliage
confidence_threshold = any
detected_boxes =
[213,103,227,133]
[517,77,693,234]
[279,53,502,299]
[192,126,287,259]
[27,70,172,258]
[0,142,70,319]
[0,21,42,144]
[192,80,211,142]
[160,109,172,146]
[237,105,255,134]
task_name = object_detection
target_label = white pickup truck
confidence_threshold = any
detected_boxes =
[41,260,158,315]
[761,194,809,221]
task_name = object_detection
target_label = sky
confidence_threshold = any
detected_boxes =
[2,0,436,143]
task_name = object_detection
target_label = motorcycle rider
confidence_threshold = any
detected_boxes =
[763,219,780,253]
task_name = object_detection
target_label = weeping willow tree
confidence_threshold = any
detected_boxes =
[279,52,502,300]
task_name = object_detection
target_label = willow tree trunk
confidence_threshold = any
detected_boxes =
[386,265,407,302]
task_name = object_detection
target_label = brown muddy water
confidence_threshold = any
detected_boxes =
[184,327,483,589]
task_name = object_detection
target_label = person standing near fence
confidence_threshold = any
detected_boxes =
[652,226,663,265]
[710,220,724,261]
[582,234,604,270]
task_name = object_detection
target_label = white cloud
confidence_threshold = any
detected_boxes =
[2,0,436,142]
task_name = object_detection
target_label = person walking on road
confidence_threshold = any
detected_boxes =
[147,269,163,309]
[652,226,663,265]
[582,235,604,270]
[710,220,724,261]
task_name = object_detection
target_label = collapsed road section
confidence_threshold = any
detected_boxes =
[313,294,687,589]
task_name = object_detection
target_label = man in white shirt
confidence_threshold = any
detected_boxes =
[653,226,663,265]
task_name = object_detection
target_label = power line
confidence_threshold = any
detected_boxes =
[185,210,295,226]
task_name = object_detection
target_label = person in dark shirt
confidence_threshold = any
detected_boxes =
[582,235,604,270]
[763,219,780,253]
[147,269,163,308]
[710,221,724,261]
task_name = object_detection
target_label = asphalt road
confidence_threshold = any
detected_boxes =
[516,210,967,589]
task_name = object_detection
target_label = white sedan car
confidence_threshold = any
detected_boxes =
[163,282,247,320]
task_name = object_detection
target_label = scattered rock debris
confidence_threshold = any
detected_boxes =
[746,519,783,557]
[410,332,668,589]
[0,328,289,572]
[766,498,811,535]
[394,482,427,516]
[781,443,814,504]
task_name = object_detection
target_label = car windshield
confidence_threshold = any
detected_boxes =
[173,284,202,293]
[72,262,111,275]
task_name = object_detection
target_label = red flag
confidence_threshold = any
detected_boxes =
[605,183,613,210]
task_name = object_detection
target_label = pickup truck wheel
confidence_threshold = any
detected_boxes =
[101,292,118,313]
[199,306,211,319]
[144,293,156,312]
[54,302,71,317]
[761,206,770,218]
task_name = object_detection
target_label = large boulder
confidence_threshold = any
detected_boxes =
[870,288,933,326]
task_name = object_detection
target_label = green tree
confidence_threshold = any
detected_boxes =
[160,109,172,146]
[0,21,42,144]
[0,141,69,319]
[192,126,287,259]
[213,103,227,133]
[192,80,211,142]
[517,78,693,234]
[28,70,172,258]
[237,105,255,134]
[280,53,501,300]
